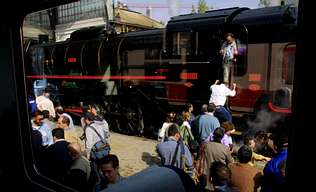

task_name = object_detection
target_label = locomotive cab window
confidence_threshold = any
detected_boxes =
[171,31,192,56]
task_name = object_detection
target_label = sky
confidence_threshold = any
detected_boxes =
[118,0,261,24]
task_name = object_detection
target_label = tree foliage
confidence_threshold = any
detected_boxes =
[198,0,208,13]
[259,0,299,7]
[259,0,271,7]
[283,0,299,6]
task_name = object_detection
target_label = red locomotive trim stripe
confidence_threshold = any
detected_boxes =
[64,108,83,113]
[64,108,83,117]
[268,102,292,114]
[26,75,167,80]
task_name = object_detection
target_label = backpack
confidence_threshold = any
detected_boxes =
[179,124,199,154]
[88,125,111,160]
[173,140,199,185]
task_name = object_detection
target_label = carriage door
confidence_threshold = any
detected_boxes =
[219,24,249,111]
[219,24,248,85]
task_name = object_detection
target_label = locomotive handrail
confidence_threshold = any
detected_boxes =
[225,7,250,24]
[135,87,165,114]
[168,61,210,65]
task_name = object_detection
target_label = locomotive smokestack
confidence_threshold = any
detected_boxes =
[146,6,151,17]
[168,0,179,17]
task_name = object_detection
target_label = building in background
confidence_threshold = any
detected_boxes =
[23,0,163,42]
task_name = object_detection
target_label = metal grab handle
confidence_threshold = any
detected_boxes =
[168,61,210,65]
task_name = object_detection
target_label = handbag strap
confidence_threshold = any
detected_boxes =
[184,125,195,141]
[171,141,180,166]
[88,125,106,144]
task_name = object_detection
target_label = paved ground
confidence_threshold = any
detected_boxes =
[73,126,265,177]
[108,132,160,177]
[74,126,160,177]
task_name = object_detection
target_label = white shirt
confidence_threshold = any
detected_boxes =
[85,121,109,159]
[181,121,191,130]
[209,84,236,106]
[158,122,173,142]
[36,95,56,118]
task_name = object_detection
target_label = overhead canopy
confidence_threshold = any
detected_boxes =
[23,25,53,39]
[114,8,164,29]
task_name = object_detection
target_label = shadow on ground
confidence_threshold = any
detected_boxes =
[142,152,160,166]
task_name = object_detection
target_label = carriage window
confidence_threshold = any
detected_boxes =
[21,1,299,190]
[22,0,112,189]
[145,48,160,60]
[282,44,295,84]
[172,32,192,56]
[30,47,45,75]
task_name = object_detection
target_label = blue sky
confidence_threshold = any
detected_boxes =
[118,0,260,23]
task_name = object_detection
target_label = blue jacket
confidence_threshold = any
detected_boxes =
[198,114,220,142]
[156,138,193,175]
[262,150,287,192]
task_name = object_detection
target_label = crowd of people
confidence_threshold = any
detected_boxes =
[30,88,119,191]
[156,102,288,192]
[29,75,289,191]
[155,76,289,192]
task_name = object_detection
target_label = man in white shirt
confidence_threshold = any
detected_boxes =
[209,80,236,123]
[36,88,56,118]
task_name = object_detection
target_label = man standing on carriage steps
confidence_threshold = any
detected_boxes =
[220,33,238,84]
[209,80,236,123]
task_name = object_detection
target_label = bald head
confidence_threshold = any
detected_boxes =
[201,104,208,113]
[68,142,81,159]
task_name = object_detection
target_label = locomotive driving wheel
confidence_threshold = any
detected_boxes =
[122,105,144,135]
[107,100,144,136]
